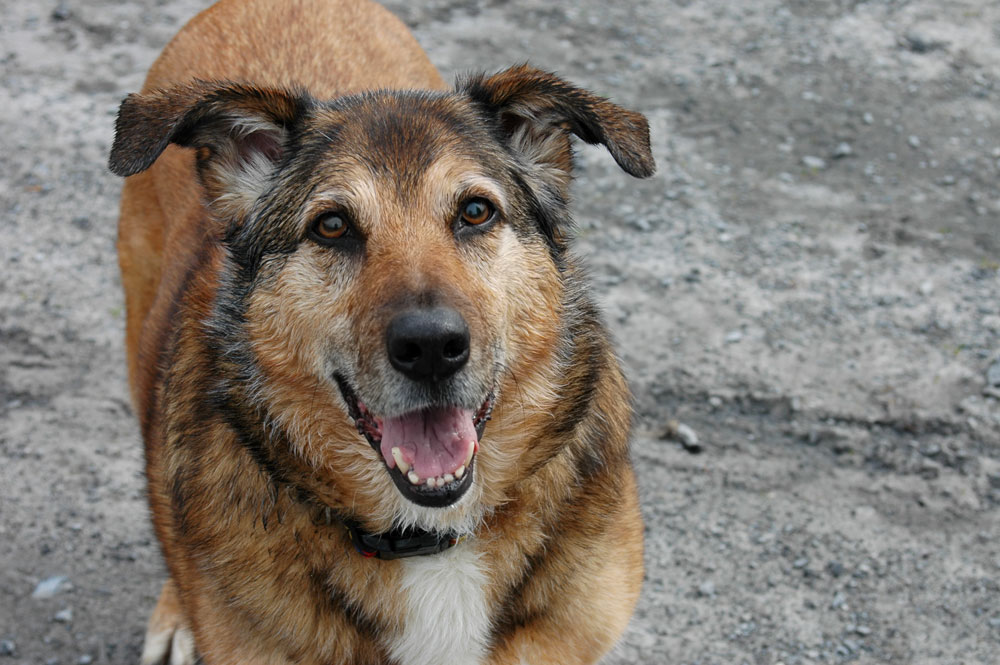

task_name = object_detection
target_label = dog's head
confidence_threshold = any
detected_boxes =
[110,66,653,533]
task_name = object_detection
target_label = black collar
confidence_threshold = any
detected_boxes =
[341,518,465,560]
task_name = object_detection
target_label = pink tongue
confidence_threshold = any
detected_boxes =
[380,407,478,479]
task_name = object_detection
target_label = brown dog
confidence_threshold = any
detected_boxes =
[109,0,654,663]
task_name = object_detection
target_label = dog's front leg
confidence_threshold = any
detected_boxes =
[139,579,197,665]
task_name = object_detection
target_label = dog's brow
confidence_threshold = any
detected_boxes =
[306,177,383,226]
[421,158,507,219]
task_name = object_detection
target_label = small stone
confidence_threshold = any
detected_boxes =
[855,625,872,636]
[827,561,845,577]
[862,112,874,125]
[697,580,716,597]
[900,31,946,54]
[53,608,73,623]
[78,655,94,665]
[987,361,1000,387]
[32,576,68,599]
[0,640,15,656]
[793,557,809,569]
[708,396,723,408]
[907,135,921,149]
[918,280,933,295]
[832,142,853,158]
[725,330,743,344]
[630,217,651,232]
[802,155,827,170]
[665,420,702,453]
[51,1,71,21]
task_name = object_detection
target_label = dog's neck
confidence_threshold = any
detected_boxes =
[341,517,464,560]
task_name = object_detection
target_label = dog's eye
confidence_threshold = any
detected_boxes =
[459,198,495,226]
[310,212,350,242]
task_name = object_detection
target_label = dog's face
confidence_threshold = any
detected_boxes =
[110,67,653,533]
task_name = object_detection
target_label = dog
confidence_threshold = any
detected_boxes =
[108,0,654,663]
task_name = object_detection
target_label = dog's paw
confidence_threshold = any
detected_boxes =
[139,624,196,665]
[139,580,198,665]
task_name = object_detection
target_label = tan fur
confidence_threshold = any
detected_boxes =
[114,1,650,663]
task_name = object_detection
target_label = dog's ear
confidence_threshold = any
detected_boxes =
[459,65,655,191]
[109,82,309,217]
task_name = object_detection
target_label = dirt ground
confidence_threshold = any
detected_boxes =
[1,0,998,663]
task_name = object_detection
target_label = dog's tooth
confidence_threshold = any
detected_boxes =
[464,446,474,467]
[455,465,465,479]
[391,447,410,474]
[426,477,436,488]
[407,471,421,485]
[443,473,454,483]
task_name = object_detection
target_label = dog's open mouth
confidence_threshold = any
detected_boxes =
[335,376,494,507]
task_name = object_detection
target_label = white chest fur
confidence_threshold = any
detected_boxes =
[387,545,491,665]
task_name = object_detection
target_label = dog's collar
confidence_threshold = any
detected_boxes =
[342,518,465,560]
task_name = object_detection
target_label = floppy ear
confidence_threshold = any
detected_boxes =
[109,82,310,217]
[459,65,655,192]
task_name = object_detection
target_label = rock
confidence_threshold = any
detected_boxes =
[53,608,73,623]
[697,580,716,597]
[907,135,921,149]
[0,640,15,656]
[665,420,702,453]
[802,155,827,170]
[78,655,94,665]
[987,360,1000,387]
[725,330,743,344]
[919,280,933,296]
[832,142,853,158]
[862,112,874,125]
[31,576,68,599]
[900,31,946,54]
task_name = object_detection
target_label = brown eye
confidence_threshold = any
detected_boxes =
[311,212,349,241]
[460,198,495,226]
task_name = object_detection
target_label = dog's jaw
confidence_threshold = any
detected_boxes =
[334,375,494,508]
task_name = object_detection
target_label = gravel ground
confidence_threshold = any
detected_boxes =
[1,1,998,664]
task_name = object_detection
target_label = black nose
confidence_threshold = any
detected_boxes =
[386,307,470,382]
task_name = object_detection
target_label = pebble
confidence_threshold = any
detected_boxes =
[725,330,743,344]
[863,112,875,125]
[832,142,853,158]
[78,656,94,665]
[986,360,1000,387]
[665,420,702,453]
[907,135,921,149]
[32,576,68,599]
[53,608,73,623]
[919,280,934,296]
[697,580,716,597]
[802,155,827,170]
[0,640,14,656]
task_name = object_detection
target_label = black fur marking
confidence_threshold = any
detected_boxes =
[308,568,384,642]
[489,550,549,645]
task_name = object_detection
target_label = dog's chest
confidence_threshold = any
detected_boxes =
[386,545,491,665]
